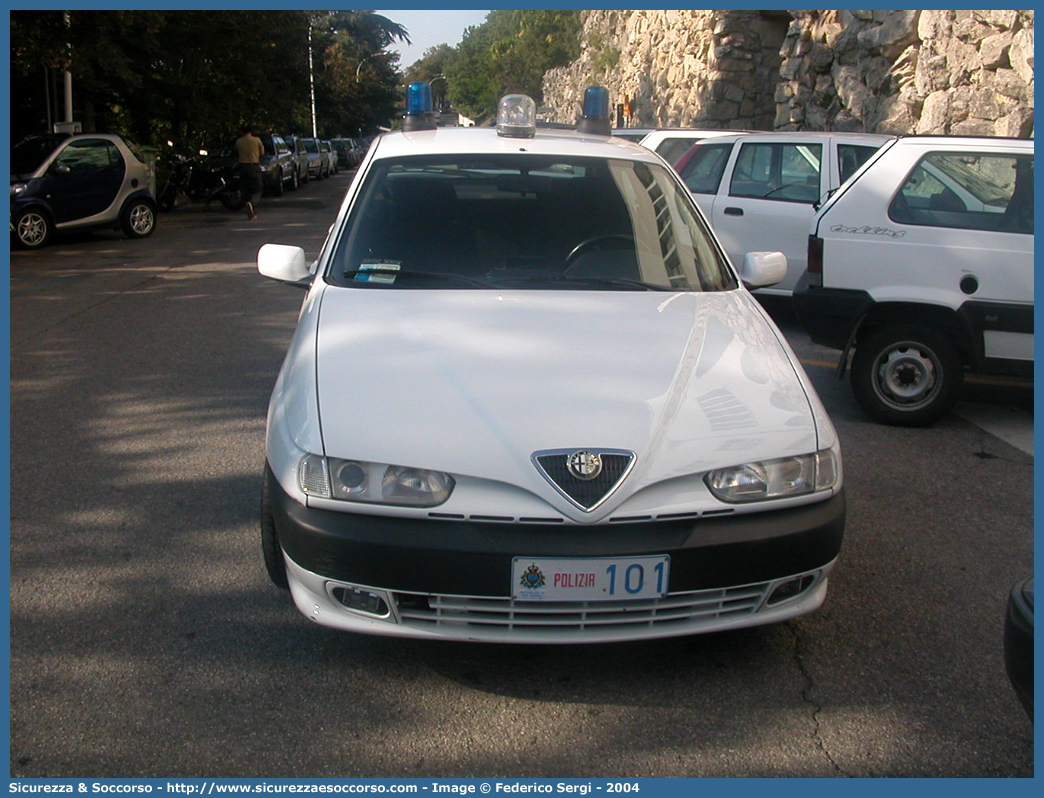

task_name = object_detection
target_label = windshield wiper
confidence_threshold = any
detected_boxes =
[343,268,494,288]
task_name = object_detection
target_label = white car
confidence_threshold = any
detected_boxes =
[637,128,742,166]
[794,136,1034,426]
[675,131,893,295]
[257,87,845,644]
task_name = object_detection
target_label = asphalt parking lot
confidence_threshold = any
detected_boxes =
[8,171,1034,778]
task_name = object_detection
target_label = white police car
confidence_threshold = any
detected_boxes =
[257,85,845,643]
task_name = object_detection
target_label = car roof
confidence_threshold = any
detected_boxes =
[684,130,895,145]
[368,126,665,163]
[889,135,1034,151]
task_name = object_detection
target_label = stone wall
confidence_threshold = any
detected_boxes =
[542,10,1034,138]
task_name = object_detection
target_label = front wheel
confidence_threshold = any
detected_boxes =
[851,325,963,426]
[13,207,52,248]
[120,198,157,239]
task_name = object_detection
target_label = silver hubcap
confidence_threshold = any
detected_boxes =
[18,213,47,246]
[129,204,154,234]
[873,341,940,410]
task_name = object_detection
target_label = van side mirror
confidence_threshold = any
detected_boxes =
[258,243,312,288]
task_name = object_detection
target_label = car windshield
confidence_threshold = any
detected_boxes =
[304,140,319,153]
[328,153,736,292]
[12,134,70,174]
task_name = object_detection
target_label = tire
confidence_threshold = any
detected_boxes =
[851,324,963,426]
[13,207,52,249]
[272,171,285,196]
[261,468,290,590]
[288,168,299,191]
[119,198,157,239]
[219,187,247,211]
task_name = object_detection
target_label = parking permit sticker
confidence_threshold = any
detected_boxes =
[354,261,401,284]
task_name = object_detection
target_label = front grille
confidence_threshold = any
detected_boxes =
[534,450,634,510]
[392,582,775,642]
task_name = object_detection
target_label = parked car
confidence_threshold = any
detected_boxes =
[320,140,337,175]
[1004,576,1033,721]
[793,135,1033,426]
[11,132,157,249]
[282,135,310,187]
[254,85,845,644]
[638,128,744,165]
[331,138,355,170]
[676,131,893,295]
[301,137,328,180]
[611,127,656,143]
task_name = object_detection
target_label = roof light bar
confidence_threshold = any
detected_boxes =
[497,94,537,138]
[577,86,612,136]
[402,81,437,132]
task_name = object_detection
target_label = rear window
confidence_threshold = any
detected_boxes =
[889,152,1033,234]
[328,154,736,292]
[678,142,731,194]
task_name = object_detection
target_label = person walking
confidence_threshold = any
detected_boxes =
[235,124,264,220]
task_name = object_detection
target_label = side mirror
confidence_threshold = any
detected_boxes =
[258,243,312,288]
[739,251,787,289]
[51,163,72,176]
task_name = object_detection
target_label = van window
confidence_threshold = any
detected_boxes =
[889,152,1033,234]
[837,144,879,183]
[730,142,822,203]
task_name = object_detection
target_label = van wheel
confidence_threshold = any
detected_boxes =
[261,468,289,589]
[851,325,962,426]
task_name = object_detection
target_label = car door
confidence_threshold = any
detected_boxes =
[45,138,125,223]
[709,138,823,294]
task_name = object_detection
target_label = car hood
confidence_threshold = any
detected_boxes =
[313,287,819,517]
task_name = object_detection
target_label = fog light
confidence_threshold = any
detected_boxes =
[330,585,393,618]
[766,574,815,606]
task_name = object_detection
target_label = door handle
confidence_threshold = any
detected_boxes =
[723,207,744,216]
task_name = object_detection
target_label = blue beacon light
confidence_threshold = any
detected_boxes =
[403,81,437,132]
[577,86,612,136]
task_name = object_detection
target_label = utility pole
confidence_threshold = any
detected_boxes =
[308,21,317,137]
[63,11,73,125]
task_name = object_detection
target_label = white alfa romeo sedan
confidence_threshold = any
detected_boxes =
[257,86,846,644]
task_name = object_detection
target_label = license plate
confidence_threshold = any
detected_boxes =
[512,556,670,602]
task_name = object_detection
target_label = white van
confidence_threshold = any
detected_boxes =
[793,136,1034,426]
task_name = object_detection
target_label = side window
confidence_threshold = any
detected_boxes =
[838,144,879,183]
[679,142,731,194]
[656,138,697,166]
[730,142,822,202]
[51,140,123,174]
[889,152,1033,234]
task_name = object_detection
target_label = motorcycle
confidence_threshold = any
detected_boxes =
[156,151,246,212]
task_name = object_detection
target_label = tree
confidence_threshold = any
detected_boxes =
[444,10,581,123]
[310,10,410,137]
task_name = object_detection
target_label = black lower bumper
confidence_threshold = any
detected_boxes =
[792,276,874,351]
[267,465,846,597]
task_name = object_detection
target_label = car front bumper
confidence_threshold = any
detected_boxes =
[266,466,846,643]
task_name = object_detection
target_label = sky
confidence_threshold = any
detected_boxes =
[374,9,492,69]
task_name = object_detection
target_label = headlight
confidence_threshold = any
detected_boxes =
[299,454,455,507]
[11,183,27,195]
[705,450,838,503]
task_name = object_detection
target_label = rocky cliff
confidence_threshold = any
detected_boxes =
[542,10,1034,138]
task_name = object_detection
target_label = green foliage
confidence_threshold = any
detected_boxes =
[10,10,408,148]
[443,10,582,124]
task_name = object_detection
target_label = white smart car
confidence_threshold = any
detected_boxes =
[257,86,845,643]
